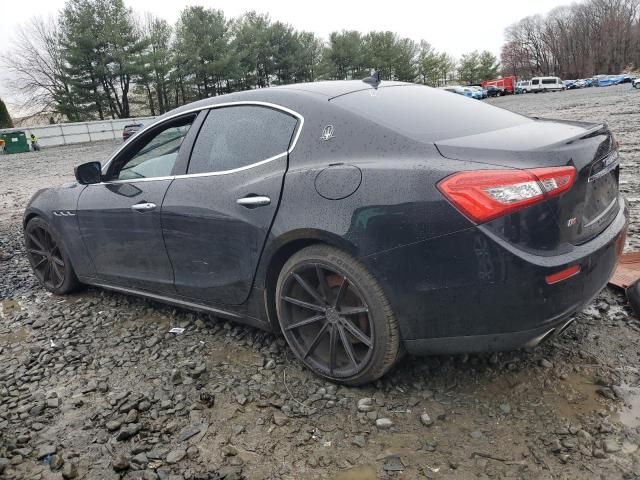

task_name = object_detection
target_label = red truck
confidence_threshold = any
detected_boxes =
[481,76,517,95]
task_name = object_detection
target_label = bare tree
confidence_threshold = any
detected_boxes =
[502,0,640,79]
[1,16,78,120]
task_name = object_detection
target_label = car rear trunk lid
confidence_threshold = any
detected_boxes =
[435,119,620,245]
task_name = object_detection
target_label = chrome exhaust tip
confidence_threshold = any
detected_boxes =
[554,318,575,337]
[525,328,556,349]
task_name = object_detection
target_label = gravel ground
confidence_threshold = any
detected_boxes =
[1,84,640,480]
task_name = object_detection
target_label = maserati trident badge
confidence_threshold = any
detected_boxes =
[320,125,335,141]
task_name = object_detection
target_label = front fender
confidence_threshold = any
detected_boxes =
[23,183,95,278]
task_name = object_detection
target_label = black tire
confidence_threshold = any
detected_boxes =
[24,217,80,294]
[275,245,401,386]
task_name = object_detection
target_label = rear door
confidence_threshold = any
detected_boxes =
[162,104,300,305]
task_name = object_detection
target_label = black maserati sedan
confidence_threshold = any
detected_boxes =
[24,80,628,385]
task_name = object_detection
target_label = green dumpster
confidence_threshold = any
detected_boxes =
[1,131,30,154]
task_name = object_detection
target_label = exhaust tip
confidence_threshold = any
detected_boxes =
[525,328,556,349]
[555,318,576,337]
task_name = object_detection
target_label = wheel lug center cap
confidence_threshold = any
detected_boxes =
[326,308,340,324]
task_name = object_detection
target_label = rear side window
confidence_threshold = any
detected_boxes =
[542,78,556,84]
[331,85,531,143]
[532,79,540,85]
[188,106,297,174]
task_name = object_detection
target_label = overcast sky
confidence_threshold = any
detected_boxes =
[0,0,571,115]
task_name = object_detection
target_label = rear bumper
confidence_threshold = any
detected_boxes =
[404,313,576,355]
[363,195,628,355]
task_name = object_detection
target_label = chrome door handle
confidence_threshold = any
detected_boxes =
[131,202,157,211]
[236,196,271,208]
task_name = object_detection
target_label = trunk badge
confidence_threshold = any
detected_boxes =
[567,217,577,227]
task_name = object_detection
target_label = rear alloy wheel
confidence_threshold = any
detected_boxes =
[275,245,400,385]
[25,217,79,294]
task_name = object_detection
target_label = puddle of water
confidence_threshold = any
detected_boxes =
[476,370,608,420]
[115,313,171,333]
[549,373,605,420]
[614,384,640,428]
[0,299,22,318]
[334,465,377,480]
[476,370,640,428]
[206,347,262,367]
[0,326,31,345]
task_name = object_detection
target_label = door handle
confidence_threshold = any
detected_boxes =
[131,202,157,212]
[236,196,271,208]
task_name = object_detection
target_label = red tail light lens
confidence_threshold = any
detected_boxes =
[437,166,576,223]
[545,264,581,284]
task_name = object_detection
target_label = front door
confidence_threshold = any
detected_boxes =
[162,104,300,305]
[77,114,197,292]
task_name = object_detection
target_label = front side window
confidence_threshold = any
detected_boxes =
[114,116,194,180]
[532,79,540,85]
[188,106,298,174]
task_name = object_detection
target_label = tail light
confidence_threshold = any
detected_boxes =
[545,264,581,284]
[437,166,575,223]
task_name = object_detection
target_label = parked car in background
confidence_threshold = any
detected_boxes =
[468,84,488,97]
[468,86,488,99]
[530,77,564,92]
[440,86,474,98]
[486,85,505,97]
[23,80,628,385]
[564,80,578,89]
[633,78,640,89]
[515,81,531,94]
[597,75,625,87]
[481,76,516,94]
[467,86,484,99]
[122,123,144,141]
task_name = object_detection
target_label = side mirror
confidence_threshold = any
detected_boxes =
[74,161,102,185]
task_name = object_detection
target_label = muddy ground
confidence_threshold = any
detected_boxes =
[1,84,640,480]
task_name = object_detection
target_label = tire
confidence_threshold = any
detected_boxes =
[275,245,401,386]
[24,217,80,294]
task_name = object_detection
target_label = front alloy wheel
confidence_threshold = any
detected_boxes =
[25,217,79,294]
[276,245,400,385]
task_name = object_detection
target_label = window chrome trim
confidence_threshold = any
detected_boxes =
[97,101,305,185]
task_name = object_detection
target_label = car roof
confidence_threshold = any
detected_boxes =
[273,80,407,98]
[159,80,412,121]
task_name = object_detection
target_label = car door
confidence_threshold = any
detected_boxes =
[77,113,200,293]
[162,103,301,305]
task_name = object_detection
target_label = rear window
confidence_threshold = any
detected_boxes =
[330,85,531,143]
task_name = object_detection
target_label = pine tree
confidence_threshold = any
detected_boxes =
[0,99,14,128]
